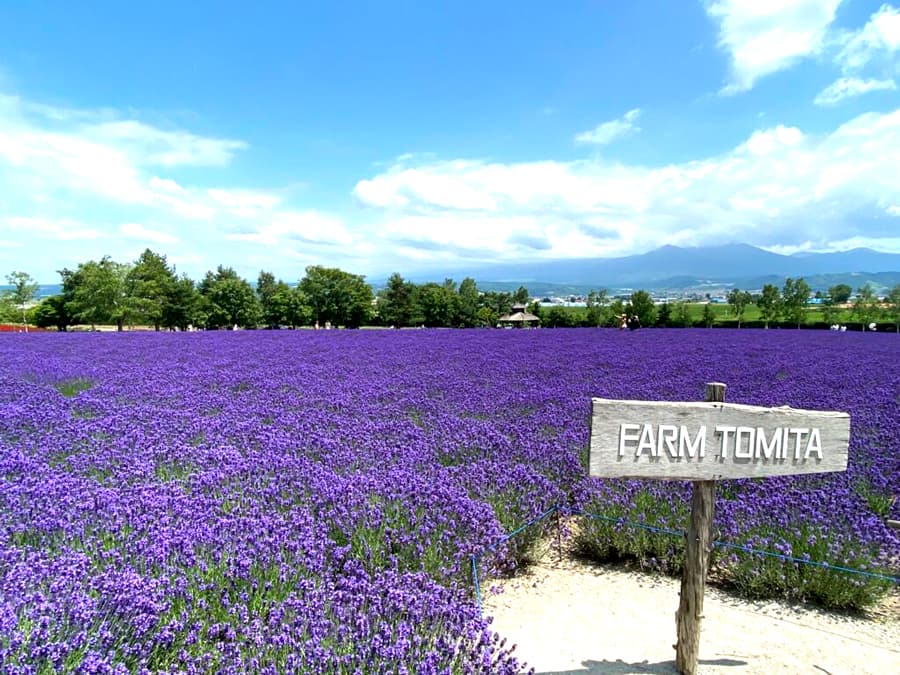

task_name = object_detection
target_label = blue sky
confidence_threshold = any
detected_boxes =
[0,1,898,283]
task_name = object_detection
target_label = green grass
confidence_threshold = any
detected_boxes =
[326,497,462,585]
[54,377,93,397]
[154,460,197,483]
[717,523,892,609]
[574,488,689,574]
[543,302,873,328]
[853,478,894,518]
[574,486,893,610]
[481,490,553,569]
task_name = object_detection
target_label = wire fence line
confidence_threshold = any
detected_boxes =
[471,503,900,611]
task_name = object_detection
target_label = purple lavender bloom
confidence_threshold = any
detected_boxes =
[0,328,897,668]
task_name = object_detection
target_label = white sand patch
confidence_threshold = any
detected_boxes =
[484,554,899,674]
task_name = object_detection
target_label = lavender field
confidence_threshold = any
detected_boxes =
[1,329,898,673]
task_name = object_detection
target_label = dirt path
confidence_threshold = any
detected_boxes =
[484,554,899,674]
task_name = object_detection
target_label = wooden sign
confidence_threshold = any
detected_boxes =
[590,398,850,480]
[588,384,851,675]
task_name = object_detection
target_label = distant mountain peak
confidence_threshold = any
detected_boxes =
[414,243,900,294]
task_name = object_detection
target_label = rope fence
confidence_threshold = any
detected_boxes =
[471,505,559,608]
[471,503,900,611]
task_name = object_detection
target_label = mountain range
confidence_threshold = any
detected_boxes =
[12,245,900,299]
[404,244,900,296]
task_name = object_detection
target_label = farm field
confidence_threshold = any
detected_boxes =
[1,329,898,673]
[545,302,892,329]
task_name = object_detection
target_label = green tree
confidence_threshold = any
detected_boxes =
[627,290,656,327]
[455,277,479,328]
[782,277,811,329]
[207,279,260,329]
[441,279,460,325]
[256,270,279,327]
[377,273,418,327]
[852,284,881,331]
[702,303,715,328]
[726,288,752,328]
[162,274,202,331]
[821,291,841,326]
[655,302,672,327]
[673,300,692,328]
[480,290,513,318]
[198,265,241,291]
[829,284,852,304]
[127,249,177,330]
[606,298,626,327]
[585,289,608,327]
[886,284,900,333]
[757,284,781,329]
[268,287,311,328]
[256,270,278,303]
[30,295,73,331]
[4,271,39,331]
[0,293,19,324]
[298,266,374,328]
[256,271,296,328]
[56,267,81,327]
[416,282,456,327]
[65,257,132,330]
[476,305,497,328]
[545,306,574,327]
[512,286,530,304]
[199,266,261,329]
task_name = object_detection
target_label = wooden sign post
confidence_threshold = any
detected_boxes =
[589,383,850,675]
[676,383,722,675]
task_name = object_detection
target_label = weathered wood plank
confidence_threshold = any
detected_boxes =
[675,479,715,675]
[675,382,724,675]
[590,397,849,480]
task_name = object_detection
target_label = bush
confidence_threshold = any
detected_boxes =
[717,523,893,609]
[574,482,689,574]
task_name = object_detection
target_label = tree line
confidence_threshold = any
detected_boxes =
[3,251,899,331]
[2,250,534,331]
[2,251,372,331]
[725,280,900,331]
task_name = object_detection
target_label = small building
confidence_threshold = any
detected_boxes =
[499,303,541,328]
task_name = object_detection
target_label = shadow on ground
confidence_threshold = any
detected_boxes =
[538,657,747,674]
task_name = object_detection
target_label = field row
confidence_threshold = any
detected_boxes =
[1,329,897,672]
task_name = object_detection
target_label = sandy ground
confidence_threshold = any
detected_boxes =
[484,552,899,675]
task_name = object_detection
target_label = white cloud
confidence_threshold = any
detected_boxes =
[766,235,900,255]
[815,76,897,104]
[836,4,900,71]
[149,176,187,194]
[224,211,353,247]
[119,222,178,244]
[354,108,900,262]
[706,0,843,93]
[2,85,898,282]
[3,216,103,241]
[355,161,498,210]
[737,125,805,155]
[574,109,641,146]
[206,188,283,217]
[0,92,356,280]
[85,120,247,167]
[0,125,153,204]
[0,97,250,213]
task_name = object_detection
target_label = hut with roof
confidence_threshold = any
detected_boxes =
[498,303,541,328]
